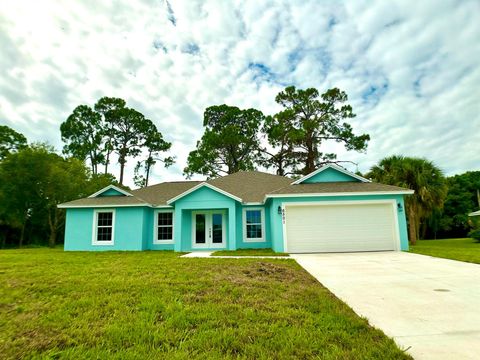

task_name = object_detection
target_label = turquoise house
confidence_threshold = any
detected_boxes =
[59,164,413,253]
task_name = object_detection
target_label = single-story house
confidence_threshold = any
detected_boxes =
[59,164,413,253]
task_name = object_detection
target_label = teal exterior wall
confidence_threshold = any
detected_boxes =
[64,186,409,253]
[98,188,127,196]
[235,203,272,249]
[302,167,361,183]
[170,186,237,252]
[64,207,148,251]
[269,194,409,252]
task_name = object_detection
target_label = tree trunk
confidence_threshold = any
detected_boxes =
[305,134,315,174]
[145,163,151,187]
[49,231,56,248]
[119,164,125,185]
[19,221,26,248]
[104,153,109,174]
[48,211,57,248]
[0,231,6,249]
[407,206,417,245]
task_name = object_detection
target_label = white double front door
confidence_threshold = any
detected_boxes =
[192,210,226,249]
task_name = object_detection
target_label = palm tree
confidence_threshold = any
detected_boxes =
[367,156,448,245]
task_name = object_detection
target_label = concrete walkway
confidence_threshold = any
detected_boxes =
[291,252,480,360]
[181,251,290,259]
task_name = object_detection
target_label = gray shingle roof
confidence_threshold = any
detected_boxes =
[207,171,293,203]
[58,171,412,208]
[268,181,412,195]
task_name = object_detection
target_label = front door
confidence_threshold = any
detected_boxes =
[192,211,226,248]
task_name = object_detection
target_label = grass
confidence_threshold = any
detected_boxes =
[410,238,480,264]
[212,248,289,257]
[0,249,410,359]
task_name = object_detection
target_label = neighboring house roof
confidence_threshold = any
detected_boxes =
[469,210,480,217]
[58,169,413,208]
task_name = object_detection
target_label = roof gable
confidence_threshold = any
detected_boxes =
[88,185,133,198]
[166,182,242,204]
[292,164,370,184]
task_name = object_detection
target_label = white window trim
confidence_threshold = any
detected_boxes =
[153,209,174,244]
[242,207,266,243]
[92,209,116,246]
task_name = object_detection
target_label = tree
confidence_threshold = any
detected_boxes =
[106,107,146,185]
[133,119,173,187]
[259,114,299,176]
[94,97,126,174]
[431,171,480,238]
[43,157,90,247]
[0,144,55,247]
[0,125,27,160]
[60,105,104,174]
[265,86,370,175]
[61,97,173,185]
[0,144,109,248]
[184,105,264,179]
[367,156,448,244]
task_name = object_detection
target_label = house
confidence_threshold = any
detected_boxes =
[58,164,413,253]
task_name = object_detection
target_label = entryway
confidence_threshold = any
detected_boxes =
[192,210,226,249]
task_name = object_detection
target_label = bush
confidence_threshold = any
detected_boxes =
[468,229,480,241]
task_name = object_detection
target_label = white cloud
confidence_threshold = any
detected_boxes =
[0,0,479,186]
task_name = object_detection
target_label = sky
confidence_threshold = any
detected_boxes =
[1,0,479,187]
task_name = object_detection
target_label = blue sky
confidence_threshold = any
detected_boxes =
[0,0,479,186]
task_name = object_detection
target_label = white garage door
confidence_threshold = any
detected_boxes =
[284,202,398,253]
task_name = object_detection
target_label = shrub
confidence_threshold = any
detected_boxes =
[468,229,480,241]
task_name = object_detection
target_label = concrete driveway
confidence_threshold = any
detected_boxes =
[291,252,480,360]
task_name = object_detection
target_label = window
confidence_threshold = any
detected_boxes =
[92,210,115,245]
[243,208,265,242]
[154,211,174,244]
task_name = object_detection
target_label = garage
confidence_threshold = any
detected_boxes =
[284,201,399,253]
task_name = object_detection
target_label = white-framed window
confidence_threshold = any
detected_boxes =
[153,210,174,244]
[92,209,115,245]
[243,208,265,242]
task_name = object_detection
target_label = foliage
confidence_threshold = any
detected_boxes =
[429,171,480,238]
[263,86,370,175]
[61,97,173,184]
[259,114,298,176]
[184,105,265,179]
[468,229,480,241]
[0,144,115,248]
[0,249,411,359]
[133,119,173,187]
[94,97,127,174]
[368,155,448,244]
[0,125,27,160]
[60,105,104,174]
[410,238,480,264]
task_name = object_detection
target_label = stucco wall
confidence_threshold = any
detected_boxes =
[64,207,147,251]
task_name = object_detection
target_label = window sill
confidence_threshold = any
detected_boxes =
[92,242,114,246]
[153,240,174,245]
[243,238,266,243]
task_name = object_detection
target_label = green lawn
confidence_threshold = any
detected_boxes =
[212,248,289,257]
[0,249,410,359]
[410,238,480,264]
